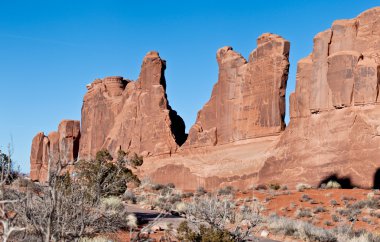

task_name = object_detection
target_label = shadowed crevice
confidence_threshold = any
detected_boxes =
[319,174,356,189]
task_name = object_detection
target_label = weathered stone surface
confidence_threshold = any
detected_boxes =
[48,131,60,174]
[79,51,186,160]
[31,7,380,190]
[30,132,45,181]
[327,51,362,108]
[183,33,289,148]
[29,120,80,182]
[258,7,380,189]
[354,58,379,105]
[58,120,80,164]
[292,56,313,118]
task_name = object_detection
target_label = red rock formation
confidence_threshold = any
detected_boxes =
[30,132,46,181]
[259,7,380,188]
[79,51,186,160]
[30,7,380,190]
[183,33,289,148]
[30,120,80,182]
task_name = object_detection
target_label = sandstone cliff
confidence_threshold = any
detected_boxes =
[30,7,380,190]
[30,120,80,182]
[79,51,187,160]
[183,34,289,148]
[259,7,380,188]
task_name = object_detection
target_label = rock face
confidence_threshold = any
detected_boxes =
[259,7,380,188]
[183,34,290,148]
[30,120,80,182]
[79,51,186,160]
[30,7,380,190]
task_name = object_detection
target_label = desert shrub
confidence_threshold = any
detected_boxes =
[369,210,380,218]
[79,237,111,242]
[101,196,124,210]
[153,189,182,211]
[21,177,131,241]
[313,206,327,213]
[123,190,136,204]
[341,196,356,202]
[337,208,361,221]
[195,186,207,196]
[136,194,147,204]
[268,215,336,241]
[269,215,380,242]
[295,208,313,218]
[167,183,175,189]
[151,183,165,190]
[324,221,333,226]
[348,198,380,210]
[75,149,140,201]
[331,214,341,222]
[254,184,267,190]
[182,192,194,198]
[361,216,371,224]
[217,186,234,195]
[300,194,312,202]
[177,221,234,242]
[330,199,338,206]
[269,183,281,190]
[296,183,311,192]
[175,202,187,214]
[325,180,341,189]
[281,185,288,190]
[185,196,262,241]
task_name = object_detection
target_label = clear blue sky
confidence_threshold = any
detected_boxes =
[0,1,378,173]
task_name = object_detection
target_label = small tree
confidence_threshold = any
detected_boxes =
[75,149,141,202]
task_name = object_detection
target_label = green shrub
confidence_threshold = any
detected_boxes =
[75,149,140,201]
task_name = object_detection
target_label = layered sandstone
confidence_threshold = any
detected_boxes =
[259,7,380,188]
[183,34,289,148]
[30,120,80,182]
[30,7,380,190]
[79,51,186,160]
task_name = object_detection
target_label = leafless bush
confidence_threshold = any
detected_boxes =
[295,208,313,218]
[20,162,131,241]
[296,183,311,192]
[0,146,27,242]
[184,195,262,241]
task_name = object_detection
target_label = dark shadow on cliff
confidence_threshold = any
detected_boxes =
[319,174,356,189]
[169,109,188,146]
[373,168,380,189]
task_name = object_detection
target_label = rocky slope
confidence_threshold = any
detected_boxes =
[30,7,380,190]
